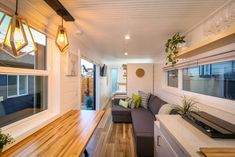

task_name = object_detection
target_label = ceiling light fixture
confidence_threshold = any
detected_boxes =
[1,0,36,58]
[44,0,75,53]
[125,34,130,40]
[56,16,69,52]
[124,52,128,56]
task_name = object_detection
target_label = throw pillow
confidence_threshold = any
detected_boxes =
[158,104,177,115]
[129,99,136,109]
[132,93,141,108]
[119,100,129,108]
[148,94,167,115]
[138,91,150,109]
[125,97,132,105]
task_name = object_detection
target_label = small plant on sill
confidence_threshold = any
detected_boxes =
[165,32,185,66]
[172,96,198,117]
[0,129,14,154]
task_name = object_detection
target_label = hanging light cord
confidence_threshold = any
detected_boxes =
[15,0,18,15]
[61,16,63,27]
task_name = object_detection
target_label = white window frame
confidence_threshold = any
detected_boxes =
[7,75,29,98]
[165,60,235,101]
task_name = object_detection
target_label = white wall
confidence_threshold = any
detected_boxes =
[98,65,112,110]
[59,34,81,113]
[127,63,154,97]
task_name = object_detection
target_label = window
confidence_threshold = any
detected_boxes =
[183,60,235,100]
[0,10,48,127]
[167,70,178,88]
[7,75,28,98]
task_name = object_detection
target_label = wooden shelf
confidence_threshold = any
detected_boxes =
[177,27,235,58]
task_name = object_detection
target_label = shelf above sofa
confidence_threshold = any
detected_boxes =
[177,27,235,58]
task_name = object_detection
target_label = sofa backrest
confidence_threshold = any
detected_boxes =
[148,94,167,115]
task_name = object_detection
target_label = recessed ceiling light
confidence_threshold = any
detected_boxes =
[124,52,128,56]
[125,35,130,40]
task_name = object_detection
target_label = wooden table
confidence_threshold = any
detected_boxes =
[2,109,105,157]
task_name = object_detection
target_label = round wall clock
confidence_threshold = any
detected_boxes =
[136,68,145,77]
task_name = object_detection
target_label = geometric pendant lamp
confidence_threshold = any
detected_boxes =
[55,17,69,52]
[44,0,75,53]
[1,0,36,58]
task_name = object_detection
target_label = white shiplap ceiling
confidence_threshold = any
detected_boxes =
[27,0,231,62]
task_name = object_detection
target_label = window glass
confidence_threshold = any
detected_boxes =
[167,70,178,88]
[183,60,235,100]
[7,75,17,97]
[19,75,28,95]
[0,75,48,127]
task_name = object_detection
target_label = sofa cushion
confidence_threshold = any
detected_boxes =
[138,91,150,109]
[119,100,129,108]
[148,95,167,115]
[131,108,155,134]
[132,94,141,108]
[112,105,131,116]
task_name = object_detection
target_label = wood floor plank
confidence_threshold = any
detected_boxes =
[82,108,137,157]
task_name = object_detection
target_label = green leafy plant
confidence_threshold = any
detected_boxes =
[165,32,185,66]
[172,96,198,116]
[0,129,14,152]
[86,97,93,108]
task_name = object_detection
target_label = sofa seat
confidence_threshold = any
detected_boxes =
[112,105,132,123]
[131,108,155,157]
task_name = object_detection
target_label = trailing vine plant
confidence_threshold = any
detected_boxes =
[165,32,185,66]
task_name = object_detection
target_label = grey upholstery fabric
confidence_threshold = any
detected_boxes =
[131,108,155,157]
[131,108,155,134]
[112,105,131,116]
[148,94,167,115]
[112,99,132,123]
[111,94,168,157]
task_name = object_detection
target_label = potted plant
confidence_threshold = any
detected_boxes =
[165,32,186,66]
[0,129,14,155]
[172,96,198,117]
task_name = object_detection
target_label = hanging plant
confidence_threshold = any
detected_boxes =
[165,32,185,66]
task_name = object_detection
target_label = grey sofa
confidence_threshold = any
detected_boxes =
[111,94,167,157]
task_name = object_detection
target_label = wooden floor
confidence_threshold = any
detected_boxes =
[83,108,137,157]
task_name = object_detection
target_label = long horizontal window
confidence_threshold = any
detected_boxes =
[0,75,48,127]
[183,60,235,100]
[167,70,178,88]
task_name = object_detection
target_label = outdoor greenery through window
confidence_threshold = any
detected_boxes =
[183,60,235,100]
[167,70,178,88]
[0,10,48,127]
